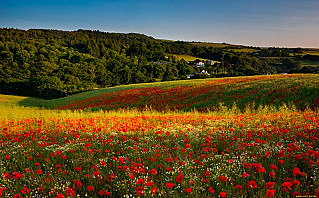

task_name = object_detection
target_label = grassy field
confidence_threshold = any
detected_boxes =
[171,54,208,62]
[12,74,318,112]
[1,74,319,197]
[302,59,319,67]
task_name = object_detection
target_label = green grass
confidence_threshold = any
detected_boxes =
[3,74,317,114]
[171,54,221,63]
[171,54,208,62]
[302,59,319,67]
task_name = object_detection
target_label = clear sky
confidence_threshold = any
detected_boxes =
[1,0,319,48]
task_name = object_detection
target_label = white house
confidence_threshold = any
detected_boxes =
[196,62,205,67]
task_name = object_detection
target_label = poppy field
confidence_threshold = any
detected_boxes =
[52,74,319,112]
[1,74,319,197]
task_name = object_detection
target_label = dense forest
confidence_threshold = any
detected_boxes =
[0,28,317,98]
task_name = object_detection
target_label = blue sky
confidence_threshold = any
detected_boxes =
[1,0,319,48]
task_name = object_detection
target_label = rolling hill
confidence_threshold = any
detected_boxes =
[8,74,318,112]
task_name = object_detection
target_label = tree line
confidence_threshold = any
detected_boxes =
[0,28,277,98]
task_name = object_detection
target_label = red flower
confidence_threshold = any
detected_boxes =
[55,193,65,198]
[208,187,215,193]
[281,182,292,190]
[5,155,10,160]
[176,174,184,183]
[14,194,22,198]
[13,172,23,179]
[21,186,30,194]
[151,187,157,195]
[35,169,42,174]
[76,167,82,171]
[265,189,275,197]
[136,178,145,184]
[247,180,257,189]
[93,171,100,176]
[292,167,301,176]
[166,157,172,162]
[292,180,300,186]
[219,175,227,182]
[266,182,275,188]
[146,181,153,186]
[235,185,243,189]
[149,169,157,175]
[269,171,275,178]
[269,164,277,170]
[219,191,227,197]
[87,186,94,191]
[76,181,82,188]
[165,183,175,189]
[185,188,192,193]
[277,150,285,157]
[98,190,105,195]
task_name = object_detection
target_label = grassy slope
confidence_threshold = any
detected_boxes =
[171,54,221,63]
[171,54,208,61]
[302,59,319,67]
[3,74,316,113]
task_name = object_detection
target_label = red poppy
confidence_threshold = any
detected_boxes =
[247,180,257,189]
[136,178,145,184]
[98,190,105,195]
[266,182,275,188]
[21,186,30,194]
[185,188,192,193]
[35,169,42,174]
[146,181,153,187]
[265,189,275,197]
[176,174,184,183]
[208,187,215,193]
[219,191,227,197]
[219,175,227,182]
[281,182,292,190]
[93,171,100,176]
[151,187,157,195]
[292,180,300,186]
[87,186,94,191]
[55,194,65,198]
[165,183,175,189]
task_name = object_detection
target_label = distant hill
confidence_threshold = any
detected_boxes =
[0,28,318,99]
[13,74,319,112]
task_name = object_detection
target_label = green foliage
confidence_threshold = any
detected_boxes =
[0,28,285,98]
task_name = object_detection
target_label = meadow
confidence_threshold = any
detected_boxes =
[1,74,319,197]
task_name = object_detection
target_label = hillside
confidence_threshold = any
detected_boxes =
[2,28,319,100]
[10,74,318,112]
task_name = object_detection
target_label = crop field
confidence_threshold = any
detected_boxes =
[1,74,319,197]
